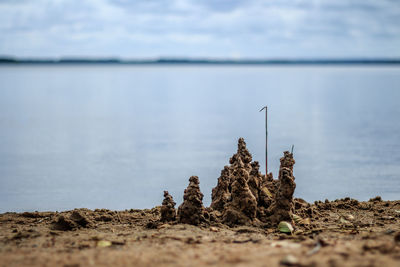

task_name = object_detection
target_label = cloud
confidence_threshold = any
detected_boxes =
[0,0,399,58]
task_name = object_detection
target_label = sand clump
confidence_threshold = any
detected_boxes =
[52,210,94,231]
[160,191,176,222]
[177,176,206,225]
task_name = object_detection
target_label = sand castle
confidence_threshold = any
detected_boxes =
[177,176,206,225]
[161,138,297,226]
[160,191,176,222]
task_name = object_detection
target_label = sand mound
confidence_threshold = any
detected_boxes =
[52,210,94,231]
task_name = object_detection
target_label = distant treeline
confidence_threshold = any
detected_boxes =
[1,57,400,65]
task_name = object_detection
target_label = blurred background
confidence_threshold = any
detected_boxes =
[0,0,399,212]
[1,0,400,58]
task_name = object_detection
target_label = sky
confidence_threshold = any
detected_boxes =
[0,0,399,59]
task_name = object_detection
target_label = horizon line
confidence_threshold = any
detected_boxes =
[1,56,400,65]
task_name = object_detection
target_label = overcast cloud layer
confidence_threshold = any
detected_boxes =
[0,0,399,58]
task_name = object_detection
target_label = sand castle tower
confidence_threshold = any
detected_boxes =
[222,158,257,225]
[279,151,295,178]
[248,161,263,203]
[237,137,253,164]
[251,160,274,220]
[160,191,176,222]
[229,137,252,171]
[268,151,296,224]
[177,176,205,225]
[211,138,254,209]
[210,166,231,212]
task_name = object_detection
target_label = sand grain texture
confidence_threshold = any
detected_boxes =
[1,198,400,267]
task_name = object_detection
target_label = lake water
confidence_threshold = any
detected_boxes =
[0,65,399,212]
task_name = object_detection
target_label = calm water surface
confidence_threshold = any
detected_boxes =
[0,65,399,212]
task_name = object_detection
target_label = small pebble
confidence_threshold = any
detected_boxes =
[344,214,354,221]
[210,226,219,232]
[280,255,298,266]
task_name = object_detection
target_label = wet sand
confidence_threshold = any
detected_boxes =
[1,198,400,267]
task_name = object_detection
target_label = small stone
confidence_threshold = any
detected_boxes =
[280,255,299,266]
[97,240,112,247]
[278,221,294,234]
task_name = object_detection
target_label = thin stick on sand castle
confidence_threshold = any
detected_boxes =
[259,105,268,174]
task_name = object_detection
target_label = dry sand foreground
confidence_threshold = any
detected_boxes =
[1,198,400,267]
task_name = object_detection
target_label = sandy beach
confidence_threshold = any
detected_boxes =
[1,197,400,267]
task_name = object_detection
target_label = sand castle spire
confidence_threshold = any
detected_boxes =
[279,151,295,178]
[229,137,252,166]
[177,176,205,225]
[267,151,296,224]
[247,161,262,203]
[160,191,176,222]
[210,166,231,212]
[222,157,257,225]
